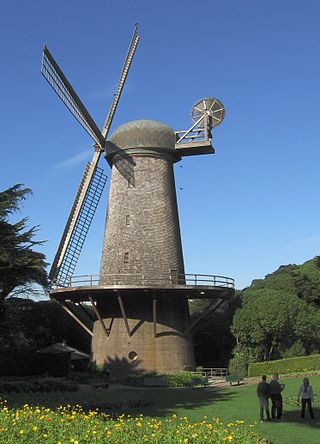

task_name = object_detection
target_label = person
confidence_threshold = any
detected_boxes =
[270,374,285,419]
[297,377,314,419]
[257,375,271,422]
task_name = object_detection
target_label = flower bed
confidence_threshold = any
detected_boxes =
[0,400,263,443]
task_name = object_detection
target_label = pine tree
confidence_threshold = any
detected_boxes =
[0,184,48,309]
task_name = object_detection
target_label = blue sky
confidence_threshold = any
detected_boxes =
[1,0,320,290]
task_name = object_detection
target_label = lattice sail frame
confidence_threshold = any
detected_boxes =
[41,47,105,148]
[51,165,107,286]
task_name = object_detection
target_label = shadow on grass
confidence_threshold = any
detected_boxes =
[3,386,238,417]
[281,407,320,429]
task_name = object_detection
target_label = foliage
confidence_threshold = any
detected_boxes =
[282,341,306,358]
[231,288,320,361]
[0,400,262,444]
[127,371,201,387]
[248,259,320,307]
[0,298,91,376]
[190,296,240,367]
[228,350,251,379]
[0,185,48,307]
[248,354,320,377]
[162,371,201,387]
[0,378,78,393]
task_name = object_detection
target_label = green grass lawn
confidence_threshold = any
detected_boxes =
[3,375,320,443]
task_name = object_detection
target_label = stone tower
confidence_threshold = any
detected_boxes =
[91,120,195,373]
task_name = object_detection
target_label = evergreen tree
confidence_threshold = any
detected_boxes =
[0,184,48,309]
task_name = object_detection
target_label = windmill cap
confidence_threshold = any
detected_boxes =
[106,119,176,151]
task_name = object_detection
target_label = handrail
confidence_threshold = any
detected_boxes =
[198,367,228,378]
[52,272,235,290]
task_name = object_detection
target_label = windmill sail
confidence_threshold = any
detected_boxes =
[49,161,107,284]
[41,46,105,148]
[46,25,140,284]
[102,24,139,138]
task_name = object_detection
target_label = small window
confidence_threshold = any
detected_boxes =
[126,215,130,226]
[124,252,129,264]
[128,351,138,361]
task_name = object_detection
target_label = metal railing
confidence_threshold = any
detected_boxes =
[52,272,235,290]
[199,367,228,379]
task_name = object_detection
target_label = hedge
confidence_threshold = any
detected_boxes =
[127,371,200,387]
[248,354,320,377]
[0,377,78,393]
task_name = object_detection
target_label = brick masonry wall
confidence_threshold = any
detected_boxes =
[99,154,185,284]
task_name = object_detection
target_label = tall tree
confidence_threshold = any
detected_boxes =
[231,289,320,361]
[0,185,48,309]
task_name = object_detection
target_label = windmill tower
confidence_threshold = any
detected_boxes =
[43,27,234,378]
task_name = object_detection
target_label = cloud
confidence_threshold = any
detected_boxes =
[87,82,136,101]
[53,149,92,171]
[287,235,320,247]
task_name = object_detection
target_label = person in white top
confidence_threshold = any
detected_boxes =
[297,377,314,419]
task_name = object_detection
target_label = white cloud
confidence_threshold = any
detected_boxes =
[287,235,320,247]
[53,149,92,171]
[87,82,136,101]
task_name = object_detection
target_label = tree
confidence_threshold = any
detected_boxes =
[190,295,240,367]
[231,289,320,361]
[0,184,48,309]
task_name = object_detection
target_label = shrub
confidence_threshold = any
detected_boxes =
[228,350,250,379]
[282,341,306,358]
[127,371,200,387]
[126,372,157,387]
[0,377,78,393]
[163,371,200,387]
[248,354,320,377]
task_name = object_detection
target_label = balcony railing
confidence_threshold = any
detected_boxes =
[52,273,235,290]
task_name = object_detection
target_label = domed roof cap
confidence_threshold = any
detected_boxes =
[107,119,176,151]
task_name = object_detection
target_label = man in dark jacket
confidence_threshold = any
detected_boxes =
[270,373,285,419]
[257,375,271,422]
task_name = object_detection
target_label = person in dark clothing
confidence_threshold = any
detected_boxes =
[270,374,285,419]
[257,375,271,422]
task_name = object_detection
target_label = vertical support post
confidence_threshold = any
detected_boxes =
[152,291,157,338]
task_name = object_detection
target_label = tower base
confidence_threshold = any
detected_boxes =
[92,292,194,380]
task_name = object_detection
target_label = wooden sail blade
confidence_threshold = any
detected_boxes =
[41,46,105,148]
[102,24,140,139]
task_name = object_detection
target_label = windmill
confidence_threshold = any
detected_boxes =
[42,25,139,285]
[43,27,234,378]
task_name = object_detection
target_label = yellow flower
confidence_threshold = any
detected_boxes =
[32,426,38,431]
